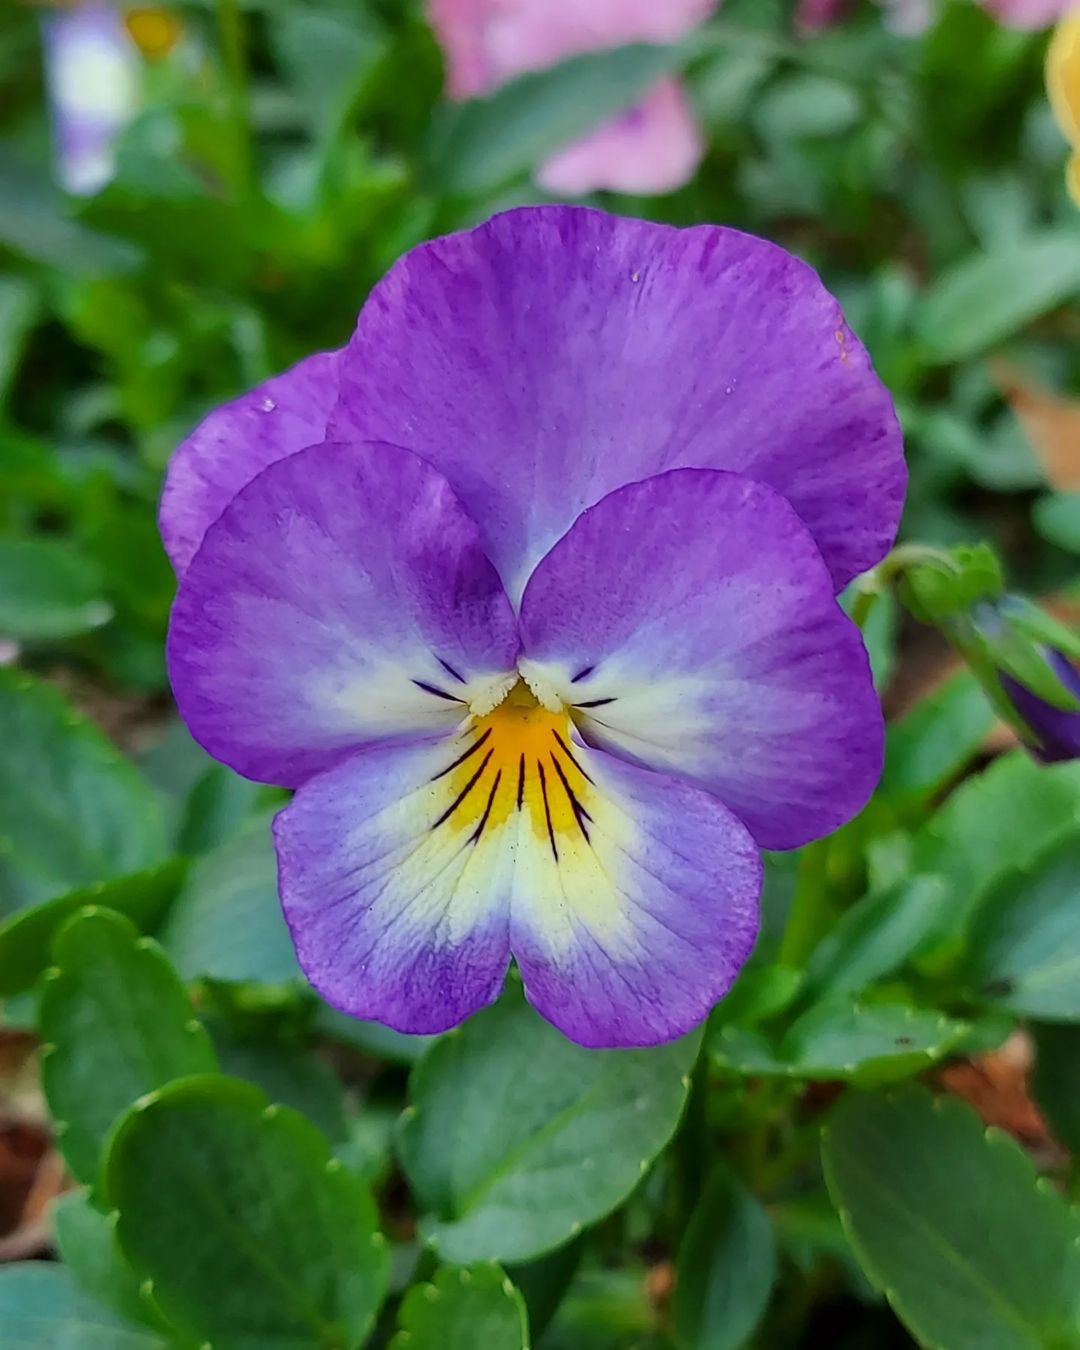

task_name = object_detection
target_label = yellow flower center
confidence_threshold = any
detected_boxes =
[436,680,592,855]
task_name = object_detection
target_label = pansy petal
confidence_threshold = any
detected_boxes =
[275,691,760,1045]
[274,738,515,1034]
[518,469,883,850]
[167,441,519,788]
[510,740,761,1049]
[538,79,705,197]
[160,350,341,576]
[329,205,904,598]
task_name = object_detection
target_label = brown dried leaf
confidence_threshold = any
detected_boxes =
[991,359,1080,491]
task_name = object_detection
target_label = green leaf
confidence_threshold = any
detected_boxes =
[0,1262,164,1349]
[963,833,1080,1019]
[0,147,143,276]
[0,274,41,411]
[1033,1025,1080,1154]
[917,230,1080,363]
[40,908,217,1184]
[674,1171,776,1350]
[214,1035,348,1143]
[391,1264,529,1350]
[883,673,995,801]
[1034,493,1080,555]
[139,719,263,854]
[105,1075,389,1350]
[803,876,946,999]
[823,1087,1080,1350]
[712,1001,968,1083]
[398,985,700,1264]
[313,999,436,1065]
[159,813,302,986]
[428,41,691,196]
[53,1189,166,1333]
[0,860,184,998]
[0,537,111,640]
[911,751,1080,954]
[0,668,166,917]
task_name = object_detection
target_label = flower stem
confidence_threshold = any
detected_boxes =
[216,0,254,197]
[777,840,832,970]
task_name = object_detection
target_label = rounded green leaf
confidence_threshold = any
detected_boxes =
[0,537,110,640]
[823,1087,1080,1350]
[0,1262,164,1349]
[159,813,302,986]
[0,668,166,916]
[917,232,1080,363]
[964,834,1080,1019]
[0,860,185,998]
[391,1264,530,1349]
[53,1189,167,1334]
[105,1075,389,1350]
[674,1171,776,1350]
[712,1001,968,1084]
[398,986,700,1264]
[40,907,218,1184]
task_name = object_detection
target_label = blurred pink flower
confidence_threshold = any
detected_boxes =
[426,0,719,195]
[980,0,1077,27]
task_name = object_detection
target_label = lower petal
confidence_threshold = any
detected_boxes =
[275,684,761,1047]
[509,741,762,1049]
[274,737,515,1034]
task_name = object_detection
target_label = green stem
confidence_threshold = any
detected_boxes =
[777,840,832,970]
[216,0,254,197]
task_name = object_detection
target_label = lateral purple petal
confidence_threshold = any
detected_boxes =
[518,468,884,850]
[329,205,904,598]
[167,441,519,787]
[159,350,341,576]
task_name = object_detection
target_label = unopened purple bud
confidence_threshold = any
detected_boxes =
[1000,650,1080,763]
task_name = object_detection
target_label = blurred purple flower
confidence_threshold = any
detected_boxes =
[41,1,140,196]
[425,0,719,194]
[161,206,904,1047]
[980,0,1077,29]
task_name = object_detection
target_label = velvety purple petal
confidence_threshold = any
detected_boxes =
[274,697,760,1046]
[518,468,884,850]
[167,441,519,788]
[274,737,514,1033]
[510,738,761,1048]
[329,205,904,598]
[160,350,341,576]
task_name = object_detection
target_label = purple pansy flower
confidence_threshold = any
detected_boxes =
[162,206,905,1048]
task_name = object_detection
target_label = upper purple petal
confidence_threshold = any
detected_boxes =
[518,468,884,850]
[160,350,341,576]
[166,440,519,787]
[329,205,905,598]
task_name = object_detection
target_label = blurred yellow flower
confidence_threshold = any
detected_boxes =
[124,6,182,61]
[1047,11,1080,203]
